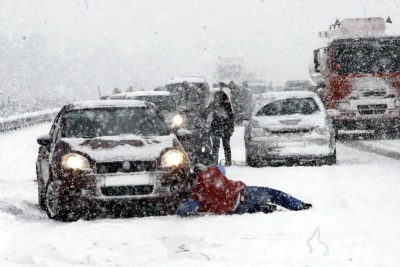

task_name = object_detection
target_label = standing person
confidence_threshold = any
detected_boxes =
[228,80,242,125]
[178,81,211,165]
[203,82,234,166]
[175,165,312,216]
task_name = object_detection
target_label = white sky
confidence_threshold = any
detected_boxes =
[1,0,400,95]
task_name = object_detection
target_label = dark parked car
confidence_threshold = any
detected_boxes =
[284,80,316,92]
[36,100,192,221]
[108,91,179,125]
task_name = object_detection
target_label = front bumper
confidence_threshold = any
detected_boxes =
[332,99,400,130]
[54,167,190,215]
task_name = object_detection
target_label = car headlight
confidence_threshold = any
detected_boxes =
[251,128,270,137]
[172,114,184,126]
[61,154,90,169]
[313,126,330,135]
[161,150,184,167]
[335,102,349,110]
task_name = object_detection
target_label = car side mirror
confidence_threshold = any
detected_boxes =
[327,109,340,117]
[37,134,52,147]
[317,80,326,88]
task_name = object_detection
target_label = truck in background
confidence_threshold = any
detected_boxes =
[310,17,400,135]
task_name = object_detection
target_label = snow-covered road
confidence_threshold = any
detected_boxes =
[1,123,400,266]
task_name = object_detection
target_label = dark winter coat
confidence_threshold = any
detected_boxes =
[203,88,234,137]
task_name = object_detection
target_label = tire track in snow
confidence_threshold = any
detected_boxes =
[341,140,400,161]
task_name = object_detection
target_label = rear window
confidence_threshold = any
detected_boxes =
[63,107,170,138]
[131,96,176,112]
[256,98,320,116]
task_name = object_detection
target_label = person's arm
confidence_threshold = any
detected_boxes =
[175,197,201,217]
[202,101,215,120]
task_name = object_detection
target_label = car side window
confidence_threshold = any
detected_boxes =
[49,111,63,144]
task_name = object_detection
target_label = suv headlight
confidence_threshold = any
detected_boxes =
[61,154,90,169]
[161,150,184,167]
[172,114,184,126]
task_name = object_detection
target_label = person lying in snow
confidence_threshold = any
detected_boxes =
[176,165,312,216]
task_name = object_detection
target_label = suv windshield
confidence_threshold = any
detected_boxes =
[256,98,320,116]
[63,107,170,138]
[131,96,176,111]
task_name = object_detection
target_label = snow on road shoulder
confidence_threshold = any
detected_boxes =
[358,138,400,154]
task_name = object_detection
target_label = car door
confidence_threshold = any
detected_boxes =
[37,110,63,187]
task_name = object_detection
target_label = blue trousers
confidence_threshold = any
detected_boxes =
[233,186,303,214]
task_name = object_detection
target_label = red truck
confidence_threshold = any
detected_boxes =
[310,17,400,135]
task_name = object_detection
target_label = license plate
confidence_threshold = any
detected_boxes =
[104,174,154,187]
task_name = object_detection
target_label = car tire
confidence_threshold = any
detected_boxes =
[45,180,78,222]
[324,149,337,166]
[37,167,46,210]
[246,153,261,167]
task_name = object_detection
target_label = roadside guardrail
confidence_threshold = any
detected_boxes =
[0,108,60,133]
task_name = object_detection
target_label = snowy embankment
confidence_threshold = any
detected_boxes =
[0,109,60,132]
[1,124,400,266]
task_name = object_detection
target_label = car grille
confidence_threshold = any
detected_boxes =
[101,185,154,196]
[357,104,387,115]
[360,90,386,98]
[271,128,311,134]
[96,161,157,174]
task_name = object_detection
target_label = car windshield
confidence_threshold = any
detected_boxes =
[131,96,177,111]
[63,107,170,138]
[256,97,320,116]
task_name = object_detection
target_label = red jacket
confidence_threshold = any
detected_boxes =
[190,166,245,214]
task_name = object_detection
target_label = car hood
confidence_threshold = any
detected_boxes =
[60,134,178,162]
[253,112,326,131]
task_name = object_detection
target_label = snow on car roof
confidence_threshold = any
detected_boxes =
[166,76,207,85]
[125,91,172,97]
[71,100,148,109]
[254,91,325,113]
[258,91,317,100]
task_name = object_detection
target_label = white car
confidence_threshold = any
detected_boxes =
[244,91,336,167]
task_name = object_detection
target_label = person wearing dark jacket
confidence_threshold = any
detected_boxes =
[203,83,234,166]
[175,165,312,216]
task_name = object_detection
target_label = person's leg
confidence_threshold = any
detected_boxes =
[241,186,304,211]
[211,135,221,165]
[221,135,232,165]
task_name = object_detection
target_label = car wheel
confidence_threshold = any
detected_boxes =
[246,154,261,167]
[36,167,46,210]
[45,180,78,222]
[324,149,337,166]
